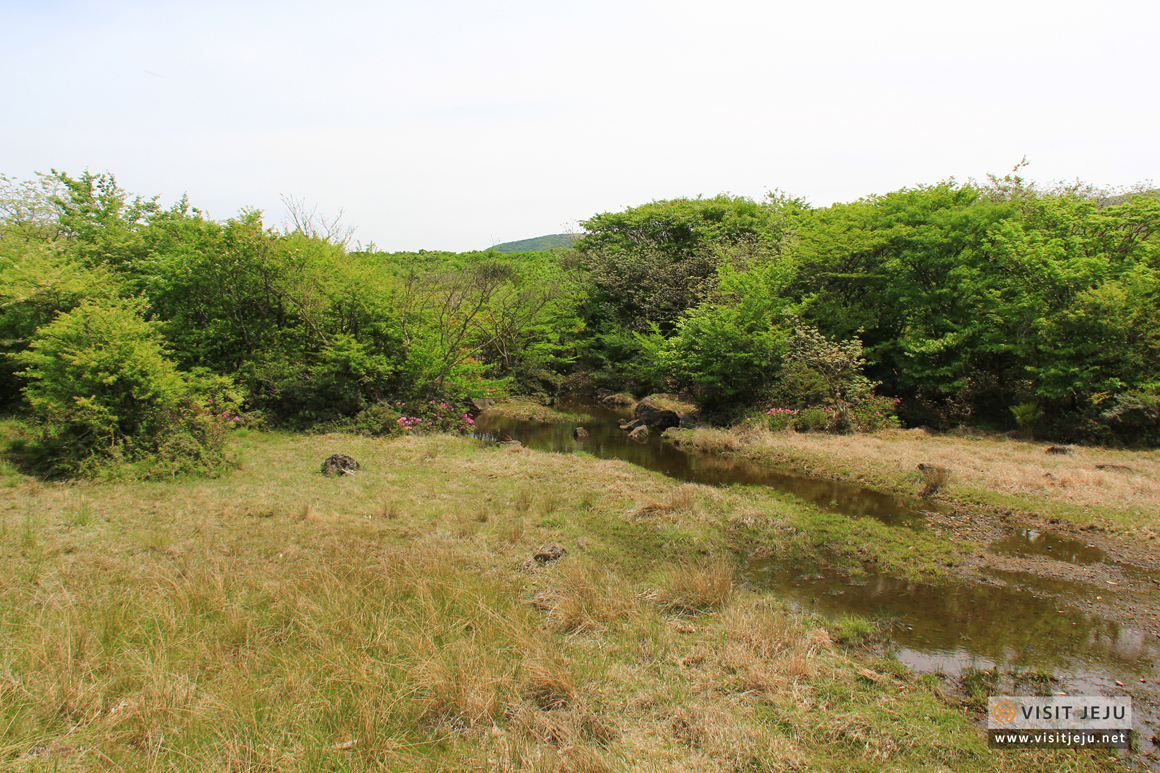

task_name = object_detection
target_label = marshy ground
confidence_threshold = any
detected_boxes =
[666,424,1160,627]
[0,425,1151,771]
[0,424,1141,766]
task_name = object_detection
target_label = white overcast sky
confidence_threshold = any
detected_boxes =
[2,0,1156,252]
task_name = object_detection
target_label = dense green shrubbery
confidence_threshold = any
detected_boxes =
[12,301,236,477]
[347,399,476,437]
[577,175,1159,445]
[763,398,899,434]
[2,166,1158,480]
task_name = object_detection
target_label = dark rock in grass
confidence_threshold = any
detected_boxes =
[916,463,950,497]
[534,543,568,563]
[572,427,589,441]
[467,397,496,416]
[1095,464,1133,472]
[1045,445,1071,455]
[633,399,680,432]
[597,389,638,408]
[321,454,360,476]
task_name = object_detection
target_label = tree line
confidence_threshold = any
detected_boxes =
[1,167,1157,477]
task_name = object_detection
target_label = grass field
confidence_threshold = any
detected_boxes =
[0,429,1133,771]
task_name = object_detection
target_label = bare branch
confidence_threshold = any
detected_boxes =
[280,194,357,249]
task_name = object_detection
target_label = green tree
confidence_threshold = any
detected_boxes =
[15,301,190,474]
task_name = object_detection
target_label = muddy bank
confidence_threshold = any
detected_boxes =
[662,425,1160,568]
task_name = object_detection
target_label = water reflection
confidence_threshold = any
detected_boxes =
[992,528,1108,565]
[479,400,1160,762]
[476,401,927,528]
[746,558,1157,679]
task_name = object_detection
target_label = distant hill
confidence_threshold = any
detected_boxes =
[488,233,581,253]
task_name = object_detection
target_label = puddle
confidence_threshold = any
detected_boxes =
[992,528,1108,564]
[747,558,1156,678]
[476,401,927,528]
[748,558,1160,761]
[992,527,1160,588]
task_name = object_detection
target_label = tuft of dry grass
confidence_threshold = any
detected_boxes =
[627,485,701,521]
[521,654,577,710]
[531,561,637,634]
[657,560,735,615]
[380,497,403,519]
[668,703,807,772]
[416,646,504,729]
[500,516,526,545]
[538,492,561,516]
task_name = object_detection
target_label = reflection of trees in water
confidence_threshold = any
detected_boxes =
[754,562,1157,677]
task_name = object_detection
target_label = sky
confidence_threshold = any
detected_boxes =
[2,0,1157,252]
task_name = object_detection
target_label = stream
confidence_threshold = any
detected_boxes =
[476,400,1160,765]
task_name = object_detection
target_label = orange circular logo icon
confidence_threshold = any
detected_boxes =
[992,701,1016,723]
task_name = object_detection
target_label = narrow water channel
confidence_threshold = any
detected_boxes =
[475,400,1160,762]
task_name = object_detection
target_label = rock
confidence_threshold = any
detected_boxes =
[629,425,649,441]
[916,463,950,497]
[619,418,644,431]
[597,390,638,408]
[572,427,589,441]
[321,454,360,476]
[1095,464,1133,472]
[533,543,567,563]
[467,398,496,415]
[1045,445,1071,455]
[632,399,681,432]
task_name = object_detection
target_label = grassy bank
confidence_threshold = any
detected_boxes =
[0,431,1129,771]
[665,425,1160,543]
[483,397,593,424]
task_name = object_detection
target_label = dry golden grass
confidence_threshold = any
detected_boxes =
[0,430,1129,772]
[690,425,1160,530]
[521,654,577,711]
[484,397,594,424]
[533,560,638,634]
[657,559,735,615]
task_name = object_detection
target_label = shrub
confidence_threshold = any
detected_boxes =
[793,407,845,433]
[1095,390,1160,446]
[348,399,476,437]
[848,395,902,432]
[14,301,232,477]
[764,407,799,432]
[1010,401,1042,439]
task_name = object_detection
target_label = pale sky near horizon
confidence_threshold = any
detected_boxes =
[2,0,1156,252]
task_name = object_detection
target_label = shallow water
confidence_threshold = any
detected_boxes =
[477,401,926,528]
[746,558,1156,679]
[991,528,1109,565]
[477,400,1160,760]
